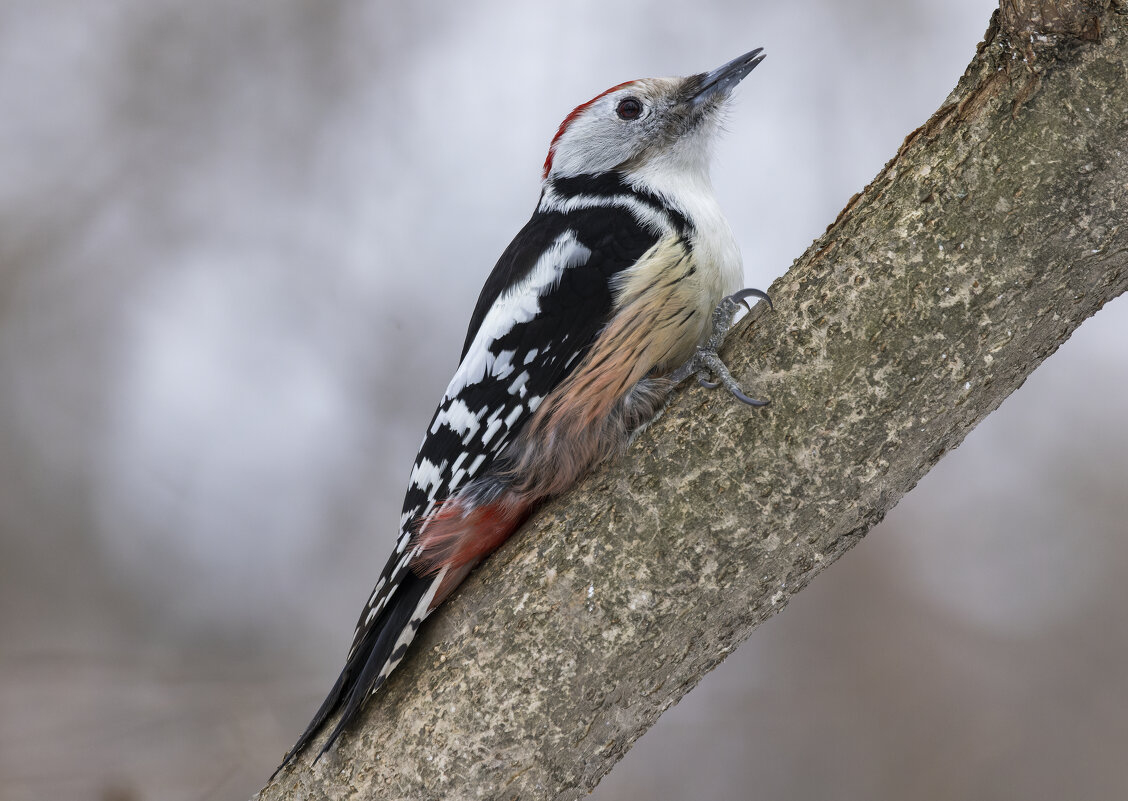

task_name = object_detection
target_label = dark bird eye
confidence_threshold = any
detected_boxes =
[616,97,643,120]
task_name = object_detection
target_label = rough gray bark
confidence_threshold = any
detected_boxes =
[260,3,1128,799]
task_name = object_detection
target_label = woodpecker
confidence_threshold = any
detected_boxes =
[277,48,770,770]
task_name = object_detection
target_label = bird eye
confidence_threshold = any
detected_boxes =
[616,97,643,120]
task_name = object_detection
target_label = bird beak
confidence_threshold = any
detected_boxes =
[689,48,765,107]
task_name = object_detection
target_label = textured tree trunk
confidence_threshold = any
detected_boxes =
[259,2,1128,799]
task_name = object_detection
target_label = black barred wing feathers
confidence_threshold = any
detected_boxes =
[356,199,660,652]
[277,191,661,768]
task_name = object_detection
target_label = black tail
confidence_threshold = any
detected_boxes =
[272,572,434,775]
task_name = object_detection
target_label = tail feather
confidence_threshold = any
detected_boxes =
[274,494,532,776]
[273,571,436,774]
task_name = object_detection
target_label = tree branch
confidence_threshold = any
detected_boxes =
[260,5,1128,799]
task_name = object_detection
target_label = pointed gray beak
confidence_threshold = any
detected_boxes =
[690,48,765,107]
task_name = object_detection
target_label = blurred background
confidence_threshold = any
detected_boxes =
[1,1,1126,799]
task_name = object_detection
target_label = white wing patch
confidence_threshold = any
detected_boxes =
[508,370,530,397]
[409,457,446,501]
[446,232,591,401]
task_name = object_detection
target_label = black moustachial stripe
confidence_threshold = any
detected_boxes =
[550,172,692,236]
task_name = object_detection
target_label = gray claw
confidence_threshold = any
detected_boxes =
[701,349,770,407]
[729,287,773,311]
[674,287,772,407]
[730,387,770,407]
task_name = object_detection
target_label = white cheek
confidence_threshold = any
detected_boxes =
[553,124,623,175]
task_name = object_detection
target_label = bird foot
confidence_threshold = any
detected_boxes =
[672,288,772,407]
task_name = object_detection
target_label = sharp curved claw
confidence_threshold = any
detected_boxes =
[697,376,721,389]
[728,287,773,311]
[729,387,771,407]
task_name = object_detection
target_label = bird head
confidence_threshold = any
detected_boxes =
[542,48,765,183]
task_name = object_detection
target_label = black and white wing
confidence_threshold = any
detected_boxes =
[278,179,680,767]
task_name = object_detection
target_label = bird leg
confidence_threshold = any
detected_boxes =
[671,288,773,407]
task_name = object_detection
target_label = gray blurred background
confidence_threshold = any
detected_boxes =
[2,1,1126,799]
